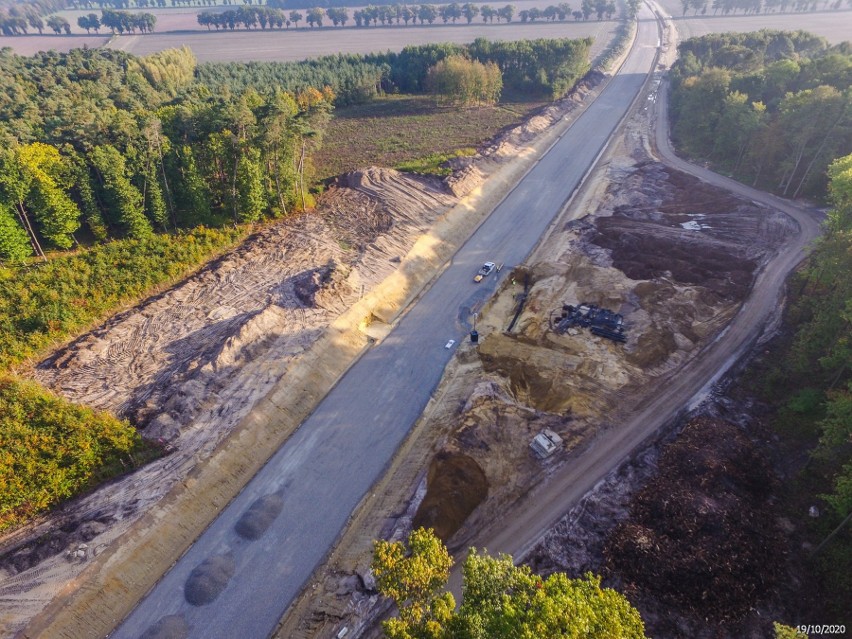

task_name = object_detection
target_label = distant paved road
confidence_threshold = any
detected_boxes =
[109,9,661,639]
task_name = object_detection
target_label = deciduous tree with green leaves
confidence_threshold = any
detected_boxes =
[89,145,153,240]
[0,202,31,262]
[372,528,647,639]
[426,56,502,107]
[774,623,808,638]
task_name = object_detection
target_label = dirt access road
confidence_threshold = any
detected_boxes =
[446,4,823,587]
[105,9,660,639]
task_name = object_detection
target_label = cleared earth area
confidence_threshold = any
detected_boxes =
[0,59,611,638]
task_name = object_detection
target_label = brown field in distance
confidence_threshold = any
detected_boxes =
[1,1,848,60]
[652,0,851,43]
[0,34,109,55]
[107,20,617,61]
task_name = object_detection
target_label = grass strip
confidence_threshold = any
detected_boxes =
[0,226,246,371]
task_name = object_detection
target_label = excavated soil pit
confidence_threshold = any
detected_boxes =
[603,417,786,635]
[478,334,583,415]
[589,164,767,301]
[412,451,488,542]
[579,162,796,371]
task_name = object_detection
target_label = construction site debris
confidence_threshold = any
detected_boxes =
[530,429,564,459]
[506,272,531,333]
[603,417,786,633]
[552,303,627,343]
[268,66,802,639]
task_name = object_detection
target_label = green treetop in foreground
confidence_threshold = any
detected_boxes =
[371,527,648,639]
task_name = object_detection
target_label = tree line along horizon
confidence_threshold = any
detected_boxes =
[1,0,849,22]
[0,0,617,36]
[6,0,852,36]
[196,1,618,30]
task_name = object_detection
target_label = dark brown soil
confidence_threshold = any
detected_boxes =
[603,417,787,638]
[589,163,783,301]
[412,451,488,542]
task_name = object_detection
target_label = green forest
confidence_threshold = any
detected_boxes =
[196,37,592,104]
[0,36,591,532]
[672,29,852,619]
[372,527,647,638]
[669,30,851,197]
[769,153,852,615]
[0,38,590,264]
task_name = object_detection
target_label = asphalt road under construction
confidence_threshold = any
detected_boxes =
[110,8,663,638]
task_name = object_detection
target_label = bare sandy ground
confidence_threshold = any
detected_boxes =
[106,21,618,62]
[271,17,816,639]
[0,169,454,637]
[0,7,839,639]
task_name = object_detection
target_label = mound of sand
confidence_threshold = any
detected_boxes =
[139,614,190,639]
[235,493,285,541]
[184,553,236,606]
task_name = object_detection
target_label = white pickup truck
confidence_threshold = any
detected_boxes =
[473,261,496,283]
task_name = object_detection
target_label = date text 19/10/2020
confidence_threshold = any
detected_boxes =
[796,626,846,635]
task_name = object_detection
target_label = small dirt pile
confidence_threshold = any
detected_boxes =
[603,417,786,635]
[235,492,285,541]
[139,614,190,639]
[184,553,237,606]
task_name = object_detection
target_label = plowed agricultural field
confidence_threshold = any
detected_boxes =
[653,1,851,44]
[107,20,617,62]
[3,3,846,60]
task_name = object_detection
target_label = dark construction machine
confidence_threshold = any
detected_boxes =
[552,303,627,344]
